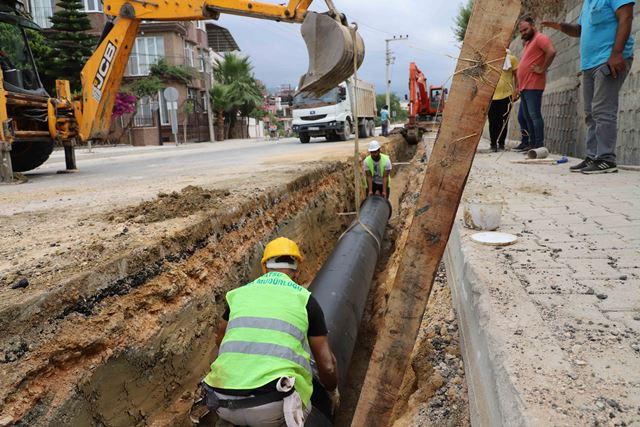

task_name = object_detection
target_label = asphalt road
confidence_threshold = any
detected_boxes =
[0,134,385,216]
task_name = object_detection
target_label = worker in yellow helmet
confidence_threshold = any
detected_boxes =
[200,237,339,427]
[363,140,392,199]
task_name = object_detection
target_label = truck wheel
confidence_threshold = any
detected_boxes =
[367,120,375,137]
[358,123,367,138]
[339,121,351,141]
[299,133,311,144]
[10,138,55,172]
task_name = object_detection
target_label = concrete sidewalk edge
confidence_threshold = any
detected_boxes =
[444,223,529,427]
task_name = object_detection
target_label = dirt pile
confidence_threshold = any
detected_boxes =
[106,186,231,224]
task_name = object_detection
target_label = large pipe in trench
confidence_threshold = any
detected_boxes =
[306,195,391,426]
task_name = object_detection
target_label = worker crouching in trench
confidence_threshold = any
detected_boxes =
[363,140,392,199]
[197,237,340,427]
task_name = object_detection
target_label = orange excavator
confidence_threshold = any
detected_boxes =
[402,62,446,144]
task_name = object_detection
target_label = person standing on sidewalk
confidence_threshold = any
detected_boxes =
[517,102,530,148]
[514,17,557,152]
[543,0,635,174]
[489,50,519,151]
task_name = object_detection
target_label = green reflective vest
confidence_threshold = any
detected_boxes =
[364,154,391,187]
[204,272,314,407]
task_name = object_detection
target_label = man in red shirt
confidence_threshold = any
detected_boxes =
[515,17,557,151]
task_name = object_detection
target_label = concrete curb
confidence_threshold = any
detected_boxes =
[444,223,529,427]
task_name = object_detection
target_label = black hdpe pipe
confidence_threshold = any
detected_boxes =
[306,195,392,426]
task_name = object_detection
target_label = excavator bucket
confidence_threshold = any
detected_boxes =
[298,12,365,97]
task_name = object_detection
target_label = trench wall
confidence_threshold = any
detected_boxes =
[6,164,355,426]
[5,135,414,427]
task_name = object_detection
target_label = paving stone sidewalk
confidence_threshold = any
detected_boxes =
[449,143,640,426]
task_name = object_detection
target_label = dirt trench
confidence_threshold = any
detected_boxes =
[333,133,470,427]
[1,133,469,426]
[1,162,356,426]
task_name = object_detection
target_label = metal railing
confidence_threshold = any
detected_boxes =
[133,115,154,127]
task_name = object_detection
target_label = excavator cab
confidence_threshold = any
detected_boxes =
[0,0,55,175]
[0,0,45,94]
[297,12,364,97]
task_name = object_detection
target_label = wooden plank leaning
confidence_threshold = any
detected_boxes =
[350,0,522,425]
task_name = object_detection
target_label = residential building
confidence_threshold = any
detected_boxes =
[115,20,214,145]
[25,0,234,145]
[265,84,295,136]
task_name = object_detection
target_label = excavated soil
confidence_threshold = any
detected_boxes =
[390,263,470,427]
[106,186,231,224]
[1,162,356,426]
[1,132,470,426]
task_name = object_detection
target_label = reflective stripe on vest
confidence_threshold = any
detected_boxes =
[219,341,313,375]
[227,316,312,355]
[365,154,391,186]
[204,272,314,407]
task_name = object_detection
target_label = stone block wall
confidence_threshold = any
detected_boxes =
[507,1,640,164]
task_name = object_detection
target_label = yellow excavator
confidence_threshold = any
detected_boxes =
[0,0,364,181]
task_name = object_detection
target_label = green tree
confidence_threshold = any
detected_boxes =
[0,24,54,92]
[209,84,233,141]
[453,0,474,43]
[149,58,195,85]
[375,93,407,125]
[210,53,264,140]
[48,0,97,92]
[26,29,54,92]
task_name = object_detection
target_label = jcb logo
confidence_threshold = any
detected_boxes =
[93,41,117,91]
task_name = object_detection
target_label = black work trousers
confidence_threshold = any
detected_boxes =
[366,182,390,199]
[488,96,512,148]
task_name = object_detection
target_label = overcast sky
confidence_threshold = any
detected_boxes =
[213,0,464,96]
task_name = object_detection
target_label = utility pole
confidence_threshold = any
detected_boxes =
[384,35,408,113]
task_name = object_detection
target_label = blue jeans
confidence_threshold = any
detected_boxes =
[520,89,544,147]
[517,102,529,145]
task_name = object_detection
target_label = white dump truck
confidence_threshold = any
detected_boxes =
[292,80,377,143]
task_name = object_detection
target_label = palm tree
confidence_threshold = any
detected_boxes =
[210,53,264,140]
[209,84,232,141]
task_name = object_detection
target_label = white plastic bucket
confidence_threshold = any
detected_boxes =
[463,201,503,231]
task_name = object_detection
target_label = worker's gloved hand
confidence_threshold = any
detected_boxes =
[329,387,340,412]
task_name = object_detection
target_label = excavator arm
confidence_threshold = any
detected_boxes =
[78,0,364,141]
[403,62,434,145]
[409,62,429,118]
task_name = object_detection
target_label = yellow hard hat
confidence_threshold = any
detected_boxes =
[261,237,304,272]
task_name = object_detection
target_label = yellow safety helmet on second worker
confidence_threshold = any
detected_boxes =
[261,237,304,272]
